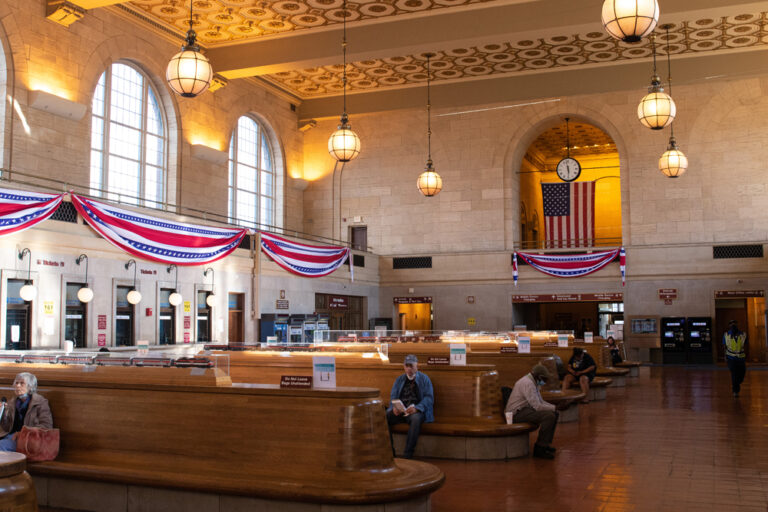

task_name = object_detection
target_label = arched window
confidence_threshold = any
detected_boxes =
[228,116,276,228]
[90,63,167,207]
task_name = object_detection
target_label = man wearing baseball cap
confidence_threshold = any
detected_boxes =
[505,363,568,459]
[386,354,434,459]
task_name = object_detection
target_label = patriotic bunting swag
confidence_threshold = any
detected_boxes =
[514,248,622,280]
[513,252,518,287]
[71,194,247,265]
[260,232,350,278]
[0,188,63,236]
[620,247,626,286]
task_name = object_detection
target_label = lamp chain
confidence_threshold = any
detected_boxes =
[189,0,193,33]
[565,117,570,159]
[427,54,432,162]
[665,26,674,139]
[651,33,657,76]
[342,0,347,116]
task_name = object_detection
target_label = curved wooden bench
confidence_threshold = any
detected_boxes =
[568,375,612,400]
[214,352,537,460]
[0,365,444,512]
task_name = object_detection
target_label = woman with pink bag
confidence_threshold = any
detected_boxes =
[0,372,53,452]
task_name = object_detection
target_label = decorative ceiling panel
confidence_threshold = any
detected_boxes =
[266,11,768,97]
[131,0,496,43]
[530,122,616,161]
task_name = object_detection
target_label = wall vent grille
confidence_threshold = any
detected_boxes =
[393,257,432,269]
[713,245,763,259]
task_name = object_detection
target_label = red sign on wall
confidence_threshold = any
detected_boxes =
[184,316,191,330]
[393,297,433,304]
[97,334,106,347]
[98,315,107,330]
[715,290,765,298]
[184,332,190,344]
[512,293,623,303]
[328,296,349,309]
[658,289,678,300]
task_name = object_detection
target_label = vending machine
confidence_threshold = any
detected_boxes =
[288,315,305,344]
[686,317,713,364]
[302,316,317,344]
[661,317,686,364]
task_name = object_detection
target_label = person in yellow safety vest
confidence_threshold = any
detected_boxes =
[723,320,748,397]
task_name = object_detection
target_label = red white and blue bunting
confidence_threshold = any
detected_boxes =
[71,194,248,266]
[260,232,350,278]
[514,248,622,280]
[0,188,63,236]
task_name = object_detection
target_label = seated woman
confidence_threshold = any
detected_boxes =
[0,372,53,451]
[606,336,622,366]
[561,348,596,403]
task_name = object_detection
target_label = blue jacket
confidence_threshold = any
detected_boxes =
[387,372,434,423]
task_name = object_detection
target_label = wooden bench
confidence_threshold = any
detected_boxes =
[387,347,584,423]
[599,341,642,377]
[0,364,444,512]
[215,351,537,460]
[528,343,629,388]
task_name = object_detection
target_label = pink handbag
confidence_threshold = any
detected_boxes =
[16,426,59,462]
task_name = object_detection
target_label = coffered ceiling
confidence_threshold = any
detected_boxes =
[91,0,768,118]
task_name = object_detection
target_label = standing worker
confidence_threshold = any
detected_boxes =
[723,320,748,397]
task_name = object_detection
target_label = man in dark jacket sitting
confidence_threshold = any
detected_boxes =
[561,347,596,403]
[386,354,434,459]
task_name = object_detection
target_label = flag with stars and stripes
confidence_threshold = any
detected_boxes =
[260,232,350,278]
[71,194,247,265]
[541,181,595,248]
[0,187,63,236]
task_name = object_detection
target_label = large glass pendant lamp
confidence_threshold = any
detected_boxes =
[328,0,361,162]
[602,0,659,43]
[166,0,213,98]
[125,259,142,305]
[638,34,676,130]
[658,25,687,178]
[18,249,36,302]
[417,54,442,197]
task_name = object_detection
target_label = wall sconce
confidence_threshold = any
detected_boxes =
[18,248,36,302]
[167,264,182,306]
[75,254,93,303]
[204,267,215,307]
[28,90,87,120]
[125,259,142,305]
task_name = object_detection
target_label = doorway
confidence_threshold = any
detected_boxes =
[228,293,244,343]
[715,296,766,362]
[396,302,432,331]
[6,279,31,350]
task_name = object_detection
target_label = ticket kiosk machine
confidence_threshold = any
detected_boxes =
[686,317,713,364]
[661,317,686,364]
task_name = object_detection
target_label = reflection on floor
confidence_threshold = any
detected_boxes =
[429,366,768,512]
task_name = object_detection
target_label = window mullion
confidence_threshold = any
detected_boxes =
[140,80,149,206]
[102,68,113,196]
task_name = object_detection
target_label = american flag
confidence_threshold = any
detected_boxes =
[541,181,595,248]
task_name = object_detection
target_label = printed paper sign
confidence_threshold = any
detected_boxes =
[427,356,450,365]
[137,340,149,356]
[97,334,106,347]
[43,301,54,316]
[607,330,615,340]
[183,301,191,313]
[584,332,593,343]
[280,376,312,389]
[312,356,336,389]
[184,332,190,343]
[449,343,467,366]
[10,325,19,343]
[517,336,531,354]
[184,316,191,330]
[98,315,107,330]
[557,334,569,348]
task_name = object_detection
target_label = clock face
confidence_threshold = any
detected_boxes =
[556,157,581,182]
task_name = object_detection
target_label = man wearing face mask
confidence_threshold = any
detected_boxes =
[0,372,53,451]
[386,354,434,459]
[505,364,565,459]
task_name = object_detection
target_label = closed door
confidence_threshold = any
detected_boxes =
[228,293,244,343]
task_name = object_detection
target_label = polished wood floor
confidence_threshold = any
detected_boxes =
[428,366,768,512]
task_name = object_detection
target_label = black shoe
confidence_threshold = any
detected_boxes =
[545,446,557,454]
[533,445,554,460]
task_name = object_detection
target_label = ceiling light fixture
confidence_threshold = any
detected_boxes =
[638,33,676,130]
[417,53,442,198]
[327,0,361,162]
[601,0,659,43]
[166,0,213,98]
[658,25,688,178]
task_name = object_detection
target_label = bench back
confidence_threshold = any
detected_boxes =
[220,352,505,423]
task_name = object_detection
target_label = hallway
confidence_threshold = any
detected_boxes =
[430,366,768,512]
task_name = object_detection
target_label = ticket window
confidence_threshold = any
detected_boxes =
[6,279,31,350]
[65,283,87,348]
[115,286,135,347]
[197,290,212,342]
[159,288,176,345]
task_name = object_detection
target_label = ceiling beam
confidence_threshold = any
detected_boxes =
[208,0,764,79]
[298,47,768,120]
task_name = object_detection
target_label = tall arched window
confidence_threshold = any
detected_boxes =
[228,116,276,228]
[90,63,167,207]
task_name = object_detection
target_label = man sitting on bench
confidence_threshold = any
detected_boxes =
[562,347,596,403]
[386,354,434,459]
[505,364,567,459]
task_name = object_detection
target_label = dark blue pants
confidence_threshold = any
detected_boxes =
[387,410,425,458]
[727,358,746,394]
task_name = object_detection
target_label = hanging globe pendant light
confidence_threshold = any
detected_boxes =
[166,0,213,98]
[659,136,687,178]
[638,35,676,130]
[328,0,361,162]
[417,54,442,197]
[602,0,659,43]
